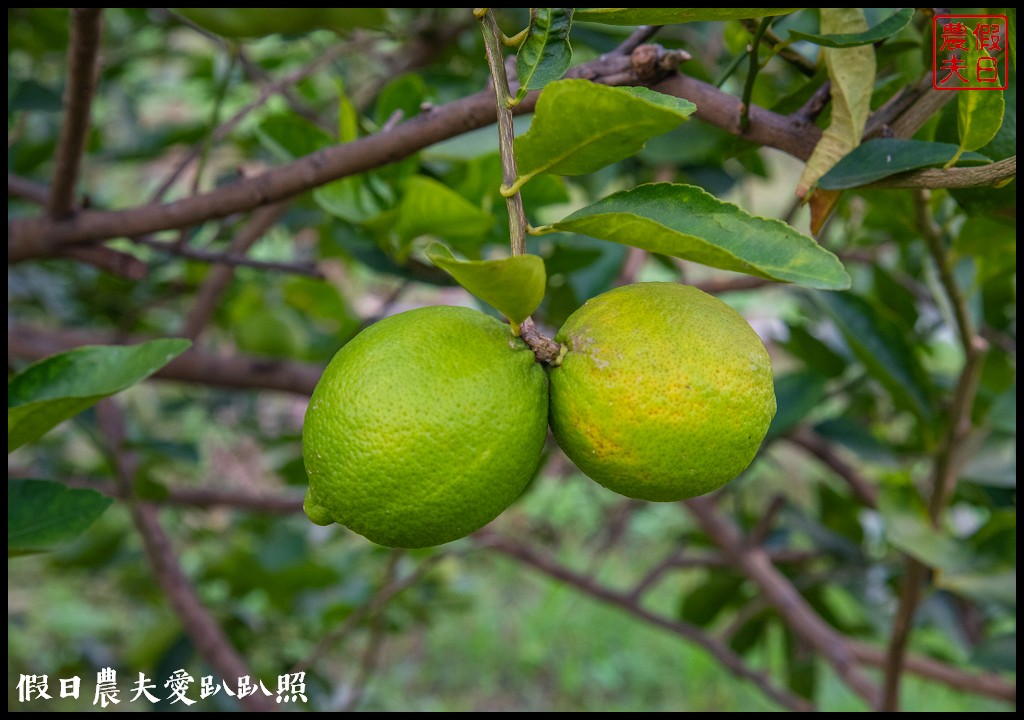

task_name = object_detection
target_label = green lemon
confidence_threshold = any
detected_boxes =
[548,283,776,501]
[302,305,548,548]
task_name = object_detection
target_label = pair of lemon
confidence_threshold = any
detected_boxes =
[302,283,776,548]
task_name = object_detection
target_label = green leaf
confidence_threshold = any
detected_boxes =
[814,292,934,423]
[787,8,914,48]
[9,479,113,555]
[817,139,992,189]
[937,569,1016,606]
[678,571,746,626]
[550,183,850,290]
[766,371,830,440]
[426,244,546,325]
[796,8,876,197]
[514,8,573,103]
[573,8,802,25]
[8,339,191,453]
[511,80,694,192]
[314,174,392,225]
[954,43,1005,162]
[1010,9,1017,71]
[393,176,494,252]
[175,8,389,38]
[256,114,332,161]
[879,489,973,573]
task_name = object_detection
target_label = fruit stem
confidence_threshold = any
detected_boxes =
[476,9,563,365]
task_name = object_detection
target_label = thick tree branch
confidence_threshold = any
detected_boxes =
[685,496,881,708]
[48,8,104,219]
[8,324,320,396]
[474,529,816,712]
[8,45,800,262]
[95,400,276,712]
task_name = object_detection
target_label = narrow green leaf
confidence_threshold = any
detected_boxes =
[573,8,802,25]
[814,292,933,422]
[9,479,113,555]
[337,79,359,144]
[174,8,389,38]
[787,8,914,48]
[550,183,851,290]
[313,176,390,224]
[512,80,695,191]
[8,339,191,452]
[938,570,1016,606]
[426,244,546,325]
[515,8,573,103]
[796,8,876,197]
[955,42,1005,162]
[817,139,992,189]
[393,176,494,251]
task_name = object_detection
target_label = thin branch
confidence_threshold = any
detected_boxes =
[9,173,50,205]
[180,201,290,340]
[740,19,817,77]
[56,245,149,280]
[746,494,785,547]
[685,496,881,708]
[869,156,1016,190]
[881,190,989,711]
[614,25,662,54]
[739,17,772,132]
[150,42,350,203]
[66,477,304,515]
[8,324,321,395]
[134,235,322,278]
[292,553,446,675]
[849,640,1016,703]
[793,80,831,124]
[474,529,815,712]
[336,551,402,713]
[48,8,104,219]
[95,400,276,712]
[787,427,879,508]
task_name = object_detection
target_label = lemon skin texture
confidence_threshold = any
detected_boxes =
[548,283,776,502]
[302,306,548,548]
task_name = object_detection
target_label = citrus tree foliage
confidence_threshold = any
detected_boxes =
[8,8,1016,712]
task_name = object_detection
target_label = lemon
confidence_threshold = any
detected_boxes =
[548,283,776,501]
[302,305,548,548]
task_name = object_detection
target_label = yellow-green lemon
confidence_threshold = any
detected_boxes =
[548,283,776,501]
[302,305,548,548]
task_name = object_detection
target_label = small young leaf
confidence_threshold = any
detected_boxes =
[256,114,333,161]
[550,183,850,290]
[9,479,113,555]
[515,8,573,103]
[512,80,695,192]
[393,176,494,251]
[573,8,802,25]
[796,9,876,199]
[8,338,191,452]
[426,244,546,325]
[787,8,914,48]
[814,292,934,423]
[817,139,992,189]
[954,43,1005,162]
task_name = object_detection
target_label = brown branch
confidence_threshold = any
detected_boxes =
[614,25,663,54]
[8,44,788,262]
[788,427,879,508]
[652,73,822,161]
[180,201,290,340]
[850,641,1016,703]
[66,477,304,515]
[881,190,989,711]
[9,173,50,205]
[56,245,149,280]
[134,235,322,278]
[292,553,446,675]
[475,529,816,712]
[685,496,881,708]
[95,400,276,712]
[8,324,320,396]
[150,42,350,202]
[869,156,1016,190]
[48,8,104,219]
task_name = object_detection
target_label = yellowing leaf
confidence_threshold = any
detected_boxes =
[796,9,876,199]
